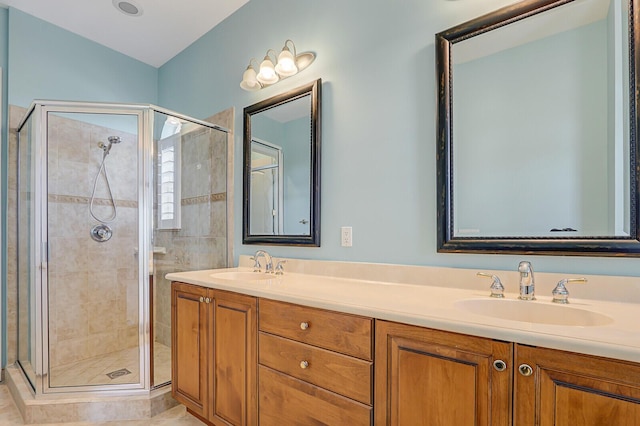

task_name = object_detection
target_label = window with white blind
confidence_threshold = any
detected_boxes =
[157,133,181,229]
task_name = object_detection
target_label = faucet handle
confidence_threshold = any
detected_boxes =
[477,272,505,298]
[552,278,587,304]
[250,256,262,272]
[275,260,287,275]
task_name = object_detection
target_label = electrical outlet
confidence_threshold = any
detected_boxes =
[341,226,353,247]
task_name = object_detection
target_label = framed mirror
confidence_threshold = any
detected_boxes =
[243,79,321,246]
[436,0,640,256]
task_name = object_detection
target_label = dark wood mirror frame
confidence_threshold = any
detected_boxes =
[243,79,321,246]
[436,0,640,256]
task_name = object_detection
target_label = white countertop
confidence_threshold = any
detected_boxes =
[166,266,640,363]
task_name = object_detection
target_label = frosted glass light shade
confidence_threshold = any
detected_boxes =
[240,67,260,91]
[275,49,298,77]
[257,58,279,85]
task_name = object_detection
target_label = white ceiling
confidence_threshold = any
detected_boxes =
[1,0,250,67]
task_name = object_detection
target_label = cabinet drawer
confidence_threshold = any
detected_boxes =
[259,365,371,426]
[259,332,372,405]
[259,299,372,360]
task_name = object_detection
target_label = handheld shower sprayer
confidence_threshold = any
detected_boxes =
[97,135,122,157]
[90,135,122,224]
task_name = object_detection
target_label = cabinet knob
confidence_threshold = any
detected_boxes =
[493,360,507,372]
[300,322,310,330]
[518,363,534,377]
[199,297,204,303]
[205,297,211,304]
[300,360,309,369]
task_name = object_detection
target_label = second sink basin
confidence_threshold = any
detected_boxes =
[455,298,613,327]
[210,271,273,282]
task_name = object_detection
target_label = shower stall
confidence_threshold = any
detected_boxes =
[15,100,230,395]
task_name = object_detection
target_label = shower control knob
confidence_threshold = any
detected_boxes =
[90,224,113,242]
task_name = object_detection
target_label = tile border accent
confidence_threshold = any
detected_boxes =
[48,194,138,208]
[181,192,227,206]
[48,192,226,208]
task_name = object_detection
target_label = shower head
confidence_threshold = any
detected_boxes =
[98,136,122,156]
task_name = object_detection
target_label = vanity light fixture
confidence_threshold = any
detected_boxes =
[240,40,315,91]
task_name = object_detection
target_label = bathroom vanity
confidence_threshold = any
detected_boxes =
[168,260,640,425]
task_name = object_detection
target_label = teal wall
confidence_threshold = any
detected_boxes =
[159,0,639,277]
[7,8,157,107]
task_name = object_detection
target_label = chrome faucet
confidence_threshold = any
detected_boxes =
[518,261,535,300]
[253,250,274,273]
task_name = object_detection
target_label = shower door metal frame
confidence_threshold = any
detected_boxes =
[15,100,232,397]
[20,101,152,395]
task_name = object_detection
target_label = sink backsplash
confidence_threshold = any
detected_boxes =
[237,255,640,304]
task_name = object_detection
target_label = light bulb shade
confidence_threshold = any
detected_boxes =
[240,67,261,91]
[257,57,279,85]
[275,49,298,77]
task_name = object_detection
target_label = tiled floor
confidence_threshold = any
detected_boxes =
[0,384,204,426]
[48,343,171,388]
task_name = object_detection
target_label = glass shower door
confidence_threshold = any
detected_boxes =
[45,110,144,390]
[151,110,229,387]
[17,110,37,388]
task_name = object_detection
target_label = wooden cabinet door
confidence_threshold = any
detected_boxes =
[375,320,512,426]
[171,282,209,418]
[515,344,640,426]
[209,290,257,426]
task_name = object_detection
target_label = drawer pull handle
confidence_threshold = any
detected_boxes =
[493,360,507,372]
[300,360,309,369]
[300,322,310,330]
[519,364,534,377]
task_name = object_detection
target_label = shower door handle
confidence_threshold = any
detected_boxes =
[40,241,49,270]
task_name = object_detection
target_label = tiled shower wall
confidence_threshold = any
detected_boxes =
[153,108,232,348]
[47,114,140,368]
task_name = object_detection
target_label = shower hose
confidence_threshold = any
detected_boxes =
[89,153,118,223]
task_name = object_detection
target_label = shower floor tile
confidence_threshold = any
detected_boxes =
[49,342,170,388]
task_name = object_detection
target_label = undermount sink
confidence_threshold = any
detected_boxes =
[455,298,613,327]
[210,271,273,282]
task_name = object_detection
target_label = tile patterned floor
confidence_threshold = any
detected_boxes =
[0,384,204,426]
[48,343,171,388]
[1,343,187,425]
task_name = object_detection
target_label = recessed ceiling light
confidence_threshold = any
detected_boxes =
[112,0,143,17]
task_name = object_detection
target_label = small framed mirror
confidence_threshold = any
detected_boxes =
[436,0,640,256]
[243,79,321,246]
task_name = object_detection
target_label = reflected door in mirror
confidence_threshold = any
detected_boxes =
[250,140,283,235]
